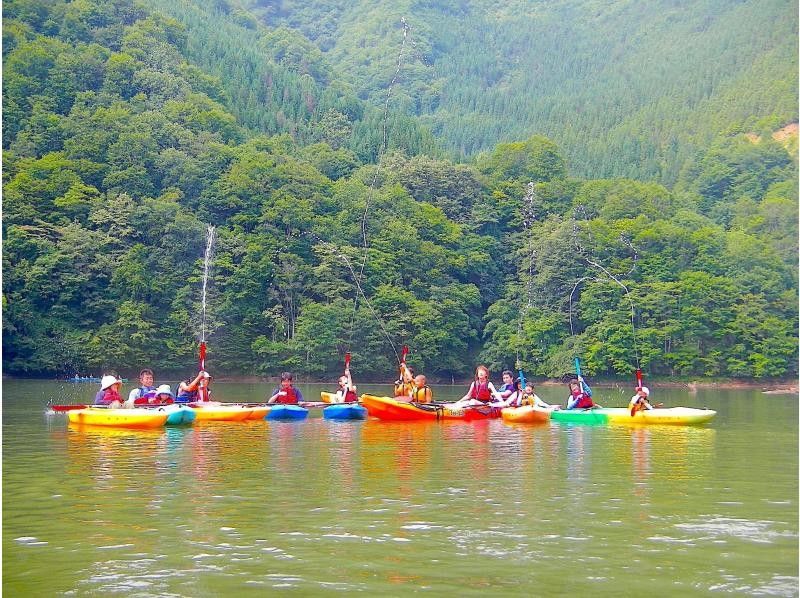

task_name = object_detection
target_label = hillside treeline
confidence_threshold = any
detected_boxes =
[3,0,797,380]
[238,0,798,185]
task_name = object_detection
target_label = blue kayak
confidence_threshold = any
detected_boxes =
[323,403,368,420]
[162,405,196,425]
[266,405,309,421]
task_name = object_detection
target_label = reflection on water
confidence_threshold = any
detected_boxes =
[3,382,798,595]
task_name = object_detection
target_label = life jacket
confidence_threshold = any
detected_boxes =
[572,391,595,409]
[275,386,298,404]
[411,385,430,403]
[629,396,649,416]
[470,381,492,402]
[394,382,412,398]
[341,388,358,403]
[99,388,122,405]
[175,386,198,403]
[132,386,157,400]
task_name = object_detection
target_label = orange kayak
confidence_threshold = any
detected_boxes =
[361,394,502,421]
[501,405,552,424]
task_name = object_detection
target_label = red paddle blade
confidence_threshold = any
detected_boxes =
[199,342,207,370]
[344,352,351,369]
[635,368,643,388]
[401,345,408,364]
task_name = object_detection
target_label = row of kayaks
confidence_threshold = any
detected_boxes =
[64,401,368,429]
[360,395,717,425]
[60,394,716,429]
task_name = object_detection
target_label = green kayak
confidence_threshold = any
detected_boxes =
[550,408,612,424]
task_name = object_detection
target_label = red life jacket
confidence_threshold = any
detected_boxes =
[470,381,492,402]
[342,388,358,403]
[574,393,595,409]
[276,386,298,404]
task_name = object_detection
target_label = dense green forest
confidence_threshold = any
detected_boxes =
[2,0,797,381]
[237,0,798,185]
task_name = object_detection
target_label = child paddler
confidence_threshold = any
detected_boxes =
[566,377,595,409]
[94,375,123,407]
[394,362,414,400]
[268,372,305,404]
[629,386,654,415]
[176,371,210,403]
[410,374,433,404]
[451,365,503,408]
[332,366,358,403]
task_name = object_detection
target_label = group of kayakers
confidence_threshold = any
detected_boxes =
[91,358,656,413]
[93,368,213,407]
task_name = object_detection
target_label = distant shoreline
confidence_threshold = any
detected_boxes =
[8,374,797,394]
[28,375,795,393]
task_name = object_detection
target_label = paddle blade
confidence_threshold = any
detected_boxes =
[345,351,351,370]
[636,368,643,388]
[199,341,207,371]
[401,345,408,364]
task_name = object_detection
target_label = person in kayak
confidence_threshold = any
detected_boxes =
[152,384,176,405]
[176,371,211,403]
[332,367,358,403]
[128,369,157,404]
[410,374,433,403]
[452,365,503,408]
[497,370,515,401]
[95,375,123,407]
[520,382,558,409]
[394,363,414,399]
[268,372,305,404]
[629,386,654,415]
[566,377,595,409]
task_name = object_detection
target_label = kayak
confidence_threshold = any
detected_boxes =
[162,404,196,425]
[244,405,270,420]
[188,402,253,422]
[551,407,716,426]
[320,391,336,403]
[361,394,502,421]
[605,407,717,425]
[550,408,614,424]
[323,403,368,420]
[501,405,552,424]
[67,407,168,429]
[266,404,309,421]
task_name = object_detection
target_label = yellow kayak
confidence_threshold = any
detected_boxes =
[189,402,255,422]
[244,405,270,420]
[604,407,717,426]
[67,407,168,429]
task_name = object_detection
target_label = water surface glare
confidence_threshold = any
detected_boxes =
[4,381,797,595]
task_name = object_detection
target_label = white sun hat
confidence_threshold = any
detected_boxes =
[100,375,121,390]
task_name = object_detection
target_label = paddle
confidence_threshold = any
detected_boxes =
[198,341,209,402]
[574,357,585,393]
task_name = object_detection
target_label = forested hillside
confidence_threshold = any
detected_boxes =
[3,0,797,381]
[240,0,797,185]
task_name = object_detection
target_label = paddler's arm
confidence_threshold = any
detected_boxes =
[460,382,475,401]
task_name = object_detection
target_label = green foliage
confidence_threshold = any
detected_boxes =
[2,0,797,382]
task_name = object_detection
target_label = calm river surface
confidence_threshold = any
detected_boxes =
[3,380,798,595]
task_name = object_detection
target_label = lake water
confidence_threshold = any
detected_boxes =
[3,380,798,595]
